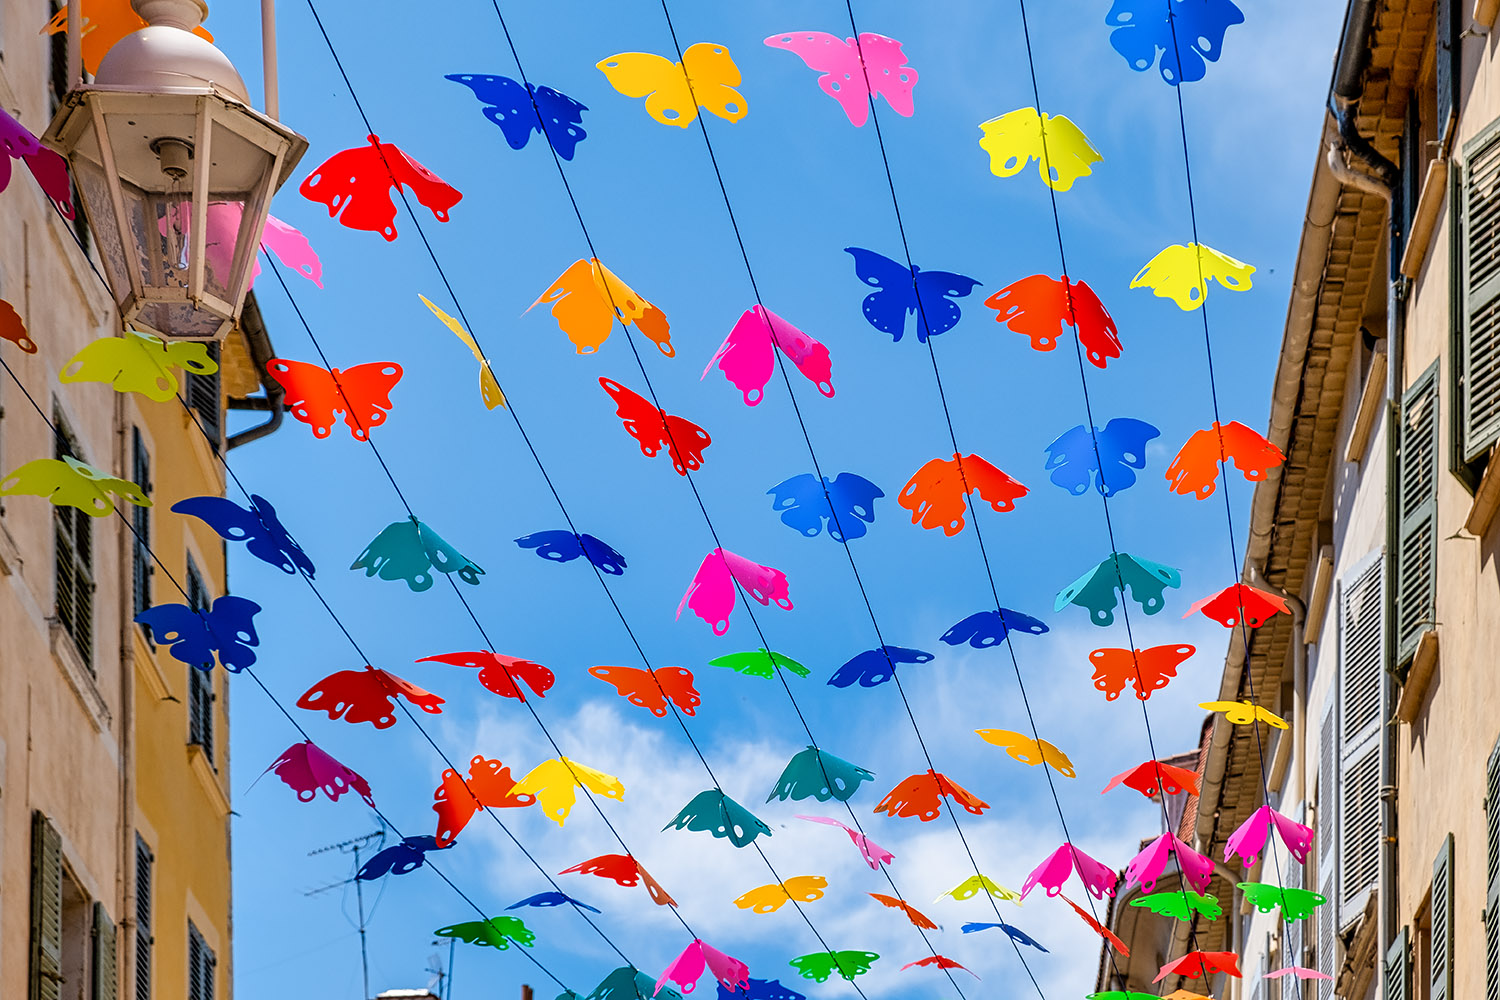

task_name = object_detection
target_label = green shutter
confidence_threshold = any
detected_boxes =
[1397,364,1439,663]
[1339,555,1384,923]
[1386,926,1410,1000]
[1461,120,1500,461]
[29,812,62,1000]
[93,903,117,1000]
[1433,833,1456,1000]
[1436,0,1459,148]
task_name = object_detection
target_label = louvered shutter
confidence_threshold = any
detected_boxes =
[1317,700,1338,908]
[185,345,220,446]
[29,812,62,1000]
[1338,555,1384,924]
[130,430,151,631]
[134,836,152,1000]
[1433,834,1455,1000]
[1461,122,1500,460]
[1318,872,1336,1000]
[185,561,214,761]
[187,924,214,1000]
[1386,926,1410,1000]
[1402,94,1422,252]
[92,903,117,1000]
[1436,0,1459,148]
[1397,365,1438,663]
[1486,737,1500,1000]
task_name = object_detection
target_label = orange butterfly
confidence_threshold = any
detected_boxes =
[528,258,672,356]
[733,876,827,913]
[974,729,1075,777]
[899,453,1027,535]
[0,298,36,354]
[267,358,403,441]
[868,893,938,930]
[588,666,701,718]
[1102,759,1201,798]
[1184,583,1288,629]
[874,770,989,821]
[1166,420,1285,499]
[1087,644,1195,701]
[1059,893,1130,956]
[432,755,536,847]
[559,853,676,907]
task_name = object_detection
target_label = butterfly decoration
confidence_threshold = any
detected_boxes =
[418,294,505,410]
[1021,843,1118,900]
[591,968,680,1000]
[975,729,1076,777]
[433,915,535,951]
[704,305,833,405]
[1226,805,1315,867]
[1130,890,1223,922]
[444,74,588,159]
[515,530,626,575]
[940,608,1048,649]
[979,108,1102,191]
[42,0,214,76]
[1185,583,1289,629]
[1238,882,1327,922]
[1126,833,1214,894]
[1105,0,1245,84]
[1102,759,1202,799]
[788,952,879,983]
[1133,243,1255,310]
[431,755,535,847]
[1200,700,1289,729]
[1154,951,1242,984]
[356,835,450,880]
[1167,420,1284,499]
[0,298,36,354]
[134,596,261,671]
[767,472,883,542]
[0,104,72,216]
[827,644,932,688]
[985,274,1122,368]
[763,31,916,126]
[531,260,673,357]
[733,876,828,914]
[795,815,894,869]
[296,667,444,729]
[0,457,149,517]
[596,42,746,127]
[874,770,990,822]
[900,956,975,978]
[768,746,874,803]
[961,920,1048,952]
[299,134,460,241]
[1061,893,1131,956]
[559,854,676,907]
[600,377,711,475]
[868,893,937,929]
[1265,967,1332,982]
[936,874,1022,903]
[60,330,217,402]
[657,939,750,997]
[352,518,483,592]
[1056,552,1182,625]
[513,757,625,826]
[677,547,792,635]
[1088,644,1196,701]
[1159,992,1217,1000]
[417,650,555,702]
[843,247,980,343]
[899,453,1027,535]
[173,494,315,577]
[665,790,772,848]
[588,665,701,718]
[252,213,322,288]
[1045,419,1162,496]
[507,891,600,913]
[717,980,806,1000]
[708,649,810,680]
[267,358,403,441]
[263,740,375,807]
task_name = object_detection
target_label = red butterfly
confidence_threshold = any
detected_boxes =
[1166,421,1285,499]
[1087,644,1195,701]
[1154,951,1242,984]
[985,274,1121,369]
[1102,759,1201,799]
[295,667,444,729]
[299,134,462,241]
[588,666,700,717]
[267,358,403,441]
[1059,893,1130,956]
[432,755,535,847]
[900,956,976,978]
[417,650,555,702]
[0,298,37,354]
[599,377,712,476]
[559,853,677,907]
[899,453,1027,535]
[1184,583,1288,629]
[868,893,938,930]
[874,770,990,822]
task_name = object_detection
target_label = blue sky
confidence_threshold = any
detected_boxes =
[205,2,1345,998]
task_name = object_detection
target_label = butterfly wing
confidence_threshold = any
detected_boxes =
[298,141,403,240]
[768,473,830,537]
[599,377,669,459]
[653,666,702,716]
[379,139,462,226]
[662,413,712,475]
[857,33,918,117]
[1087,648,1135,701]
[763,307,834,397]
[1044,425,1098,495]
[356,837,434,880]
[1096,418,1161,495]
[330,362,402,440]
[1066,278,1123,368]
[975,728,1044,766]
[762,32,869,125]
[844,247,915,340]
[588,666,668,716]
[0,298,37,353]
[267,359,339,439]
[530,259,612,353]
[911,267,981,340]
[679,42,747,123]
[828,645,930,688]
[515,529,585,565]
[874,772,944,821]
[596,51,699,126]
[135,603,213,668]
[1220,420,1285,482]
[577,534,627,575]
[173,496,280,568]
[825,472,883,541]
[531,84,589,160]
[248,495,315,576]
[445,74,537,149]
[940,608,1049,648]
[297,669,398,727]
[704,308,774,406]
[964,453,1028,513]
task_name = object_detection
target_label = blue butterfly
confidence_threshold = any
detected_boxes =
[1105,0,1245,85]
[767,473,884,541]
[514,530,626,575]
[844,247,981,343]
[172,494,315,577]
[718,980,807,1000]
[940,609,1049,649]
[134,595,262,671]
[828,645,933,688]
[961,919,1049,952]
[356,836,449,880]
[445,74,588,159]
[506,891,601,913]
[1044,418,1161,496]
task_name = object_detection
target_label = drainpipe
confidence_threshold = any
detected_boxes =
[114,389,138,996]
[225,292,283,450]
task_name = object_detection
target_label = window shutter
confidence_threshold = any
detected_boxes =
[185,346,221,446]
[1317,872,1336,1000]
[92,903,117,1000]
[185,560,215,761]
[1436,0,1459,148]
[1433,833,1456,1000]
[1397,364,1438,663]
[1338,555,1384,924]
[187,924,214,1000]
[134,836,152,1000]
[29,812,62,1000]
[131,430,151,631]
[1461,123,1500,460]
[1402,93,1422,252]
[1386,926,1410,1000]
[1486,737,1500,1000]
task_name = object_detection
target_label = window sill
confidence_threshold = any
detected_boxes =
[1466,443,1500,536]
[187,744,231,816]
[1395,628,1439,724]
[1304,544,1335,644]
[1479,0,1500,29]
[1398,158,1449,280]
[49,620,110,733]
[1345,347,1387,464]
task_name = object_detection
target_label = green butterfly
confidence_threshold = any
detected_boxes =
[1087,993,1160,1000]
[434,915,534,949]
[789,951,879,982]
[707,649,811,679]
[1239,881,1327,922]
[1129,889,1223,921]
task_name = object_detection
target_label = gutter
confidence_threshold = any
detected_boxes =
[226,290,284,450]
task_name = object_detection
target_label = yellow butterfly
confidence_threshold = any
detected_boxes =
[733,875,827,914]
[1131,243,1256,311]
[0,456,151,517]
[59,329,218,402]
[511,757,624,826]
[974,728,1076,778]
[978,108,1102,192]
[419,294,505,410]
[934,874,1022,904]
[526,258,673,358]
[597,42,747,128]
[1200,700,1288,729]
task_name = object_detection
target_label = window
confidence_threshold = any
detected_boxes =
[1339,553,1384,925]
[1435,0,1460,150]
[133,838,151,1000]
[90,902,115,1000]
[184,346,220,447]
[53,411,93,666]
[1457,119,1500,470]
[186,924,214,1000]
[131,430,151,636]
[1396,364,1439,665]
[1432,835,1455,1000]
[185,558,214,764]
[31,813,63,1000]
[1388,926,1411,1000]
[1486,737,1500,1000]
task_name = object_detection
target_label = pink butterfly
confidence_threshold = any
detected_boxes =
[263,740,374,807]
[677,548,792,635]
[1021,842,1117,900]
[764,32,918,126]
[655,939,749,996]
[702,305,833,405]
[0,105,73,217]
[796,814,893,869]
[1125,833,1213,895]
[1267,967,1332,982]
[1225,805,1314,867]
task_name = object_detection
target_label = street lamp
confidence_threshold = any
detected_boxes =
[42,0,307,341]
